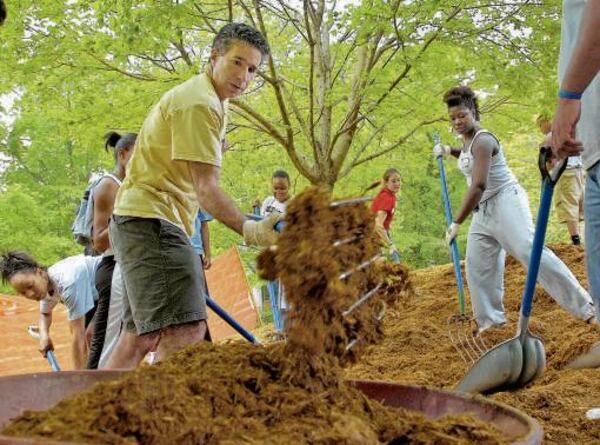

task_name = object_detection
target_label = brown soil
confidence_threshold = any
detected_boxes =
[3,342,509,444]
[348,244,600,444]
[3,188,508,444]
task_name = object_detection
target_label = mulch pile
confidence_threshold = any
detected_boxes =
[3,188,511,444]
[348,243,600,444]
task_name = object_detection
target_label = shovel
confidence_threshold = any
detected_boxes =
[46,350,61,372]
[27,326,61,372]
[456,146,566,394]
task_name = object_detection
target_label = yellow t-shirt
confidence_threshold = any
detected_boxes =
[114,73,228,235]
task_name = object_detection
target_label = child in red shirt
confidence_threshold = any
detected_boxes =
[371,168,401,261]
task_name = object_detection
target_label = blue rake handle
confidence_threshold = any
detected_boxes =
[434,132,466,315]
[521,147,567,317]
[244,213,285,331]
[46,350,61,372]
[201,272,260,345]
[205,297,261,344]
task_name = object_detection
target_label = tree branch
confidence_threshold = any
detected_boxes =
[346,117,445,171]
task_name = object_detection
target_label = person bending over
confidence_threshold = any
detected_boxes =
[1,251,101,368]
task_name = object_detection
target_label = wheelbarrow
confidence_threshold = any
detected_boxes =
[0,371,542,444]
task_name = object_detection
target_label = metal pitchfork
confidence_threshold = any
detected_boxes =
[323,196,386,352]
[432,131,489,364]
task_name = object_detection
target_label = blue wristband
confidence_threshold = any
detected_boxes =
[558,89,583,100]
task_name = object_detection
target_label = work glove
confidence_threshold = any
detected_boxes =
[243,213,283,247]
[433,144,451,159]
[445,222,461,245]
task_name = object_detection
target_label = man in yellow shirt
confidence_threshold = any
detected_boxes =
[106,23,280,369]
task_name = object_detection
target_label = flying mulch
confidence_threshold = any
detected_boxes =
[4,188,510,444]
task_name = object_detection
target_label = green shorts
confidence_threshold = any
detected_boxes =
[109,215,207,335]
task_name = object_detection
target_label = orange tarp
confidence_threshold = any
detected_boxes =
[204,246,258,342]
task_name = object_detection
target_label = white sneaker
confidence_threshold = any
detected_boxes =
[27,325,40,339]
[586,408,600,420]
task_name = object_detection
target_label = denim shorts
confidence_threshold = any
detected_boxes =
[109,215,207,335]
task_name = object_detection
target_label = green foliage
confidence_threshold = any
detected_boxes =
[0,0,575,287]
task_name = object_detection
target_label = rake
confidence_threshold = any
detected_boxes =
[432,131,489,364]
[327,197,387,352]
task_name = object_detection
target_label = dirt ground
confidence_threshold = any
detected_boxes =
[348,244,600,444]
[0,296,71,375]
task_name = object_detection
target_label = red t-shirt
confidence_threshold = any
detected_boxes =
[371,187,396,230]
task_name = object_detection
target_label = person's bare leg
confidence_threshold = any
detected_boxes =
[105,330,159,369]
[567,220,580,236]
[567,220,581,245]
[154,320,207,362]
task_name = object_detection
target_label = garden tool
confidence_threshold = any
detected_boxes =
[433,132,488,364]
[456,147,566,394]
[245,213,285,332]
[434,131,466,316]
[26,325,61,371]
[46,350,61,372]
[201,272,261,345]
[331,196,387,352]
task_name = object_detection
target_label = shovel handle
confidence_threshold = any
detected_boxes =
[46,350,61,372]
[520,149,565,317]
[434,132,466,315]
[538,146,567,185]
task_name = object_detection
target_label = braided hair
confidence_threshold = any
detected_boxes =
[0,251,44,284]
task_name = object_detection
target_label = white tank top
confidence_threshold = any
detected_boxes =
[458,130,518,204]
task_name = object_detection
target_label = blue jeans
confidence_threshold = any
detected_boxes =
[586,162,600,320]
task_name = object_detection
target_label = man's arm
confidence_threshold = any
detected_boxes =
[552,0,600,157]
[92,179,119,253]
[69,317,87,370]
[561,0,600,94]
[200,221,211,270]
[189,162,246,234]
[38,311,53,356]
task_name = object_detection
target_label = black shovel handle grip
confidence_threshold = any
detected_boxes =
[538,146,568,185]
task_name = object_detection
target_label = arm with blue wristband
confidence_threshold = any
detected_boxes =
[552,0,600,159]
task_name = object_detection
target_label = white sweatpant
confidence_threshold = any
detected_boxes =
[98,264,124,368]
[466,184,595,331]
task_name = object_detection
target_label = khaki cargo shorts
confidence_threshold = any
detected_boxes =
[109,215,207,335]
[555,168,584,223]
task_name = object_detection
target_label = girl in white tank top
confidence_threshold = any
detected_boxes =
[436,86,595,332]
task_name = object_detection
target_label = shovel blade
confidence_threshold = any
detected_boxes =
[456,337,523,394]
[515,333,545,387]
[566,343,600,370]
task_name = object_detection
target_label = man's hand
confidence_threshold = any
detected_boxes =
[39,336,54,357]
[433,144,451,159]
[446,222,461,245]
[551,98,584,159]
[202,254,212,270]
[243,213,282,247]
